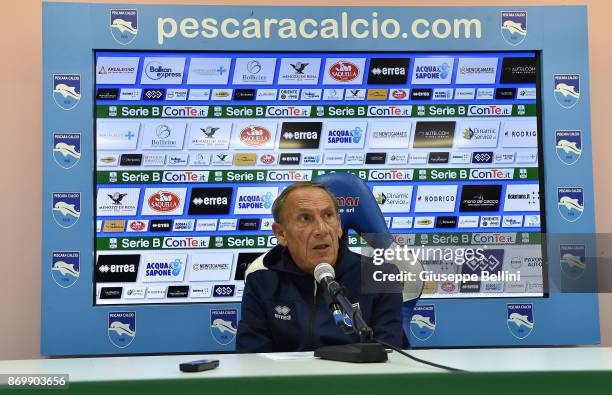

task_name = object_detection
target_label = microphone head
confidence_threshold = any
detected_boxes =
[314,263,335,283]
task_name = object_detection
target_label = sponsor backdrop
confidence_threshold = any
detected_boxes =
[42,3,598,355]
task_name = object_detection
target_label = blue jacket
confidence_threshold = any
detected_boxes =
[236,241,405,352]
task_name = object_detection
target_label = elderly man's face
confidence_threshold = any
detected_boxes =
[272,187,342,274]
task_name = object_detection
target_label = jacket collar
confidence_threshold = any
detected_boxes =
[263,237,350,278]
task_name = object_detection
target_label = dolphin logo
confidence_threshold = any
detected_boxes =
[53,202,80,218]
[556,139,582,155]
[558,196,584,212]
[502,20,527,36]
[211,319,237,335]
[53,84,81,100]
[561,253,586,270]
[555,83,580,99]
[52,261,79,277]
[109,321,136,337]
[508,313,533,329]
[111,18,137,34]
[53,143,81,159]
[410,314,436,330]
[210,309,238,346]
[507,304,534,339]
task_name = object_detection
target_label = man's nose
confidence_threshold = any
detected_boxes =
[312,216,327,235]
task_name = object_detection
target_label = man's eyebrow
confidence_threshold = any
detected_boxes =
[294,205,334,213]
[293,207,314,213]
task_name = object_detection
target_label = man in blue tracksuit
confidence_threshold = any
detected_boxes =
[236,182,404,352]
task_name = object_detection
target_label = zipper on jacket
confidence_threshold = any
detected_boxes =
[308,280,318,350]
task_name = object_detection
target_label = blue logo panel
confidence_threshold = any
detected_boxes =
[501,11,527,46]
[52,74,81,110]
[51,251,80,288]
[557,187,584,222]
[507,303,534,339]
[210,309,237,345]
[52,192,81,228]
[108,312,136,348]
[53,133,81,169]
[554,74,581,109]
[110,9,138,45]
[560,244,586,280]
[555,130,582,165]
[410,305,436,341]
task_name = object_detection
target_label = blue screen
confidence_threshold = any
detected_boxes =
[94,51,544,304]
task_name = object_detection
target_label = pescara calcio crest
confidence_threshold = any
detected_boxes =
[210,308,238,346]
[560,244,587,280]
[52,74,81,110]
[51,251,80,288]
[501,11,527,46]
[52,192,81,228]
[507,304,534,339]
[53,132,81,169]
[110,9,138,45]
[554,74,581,109]
[557,187,584,222]
[555,130,582,165]
[410,305,436,341]
[108,312,136,348]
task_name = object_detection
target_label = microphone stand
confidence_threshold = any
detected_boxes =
[314,283,388,363]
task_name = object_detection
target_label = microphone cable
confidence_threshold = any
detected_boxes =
[375,339,466,372]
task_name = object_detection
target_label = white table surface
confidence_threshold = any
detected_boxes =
[1,347,612,383]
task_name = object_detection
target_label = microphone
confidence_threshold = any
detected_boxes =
[314,263,348,330]
[314,263,373,342]
[313,263,387,362]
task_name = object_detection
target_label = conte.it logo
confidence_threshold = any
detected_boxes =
[52,74,81,110]
[109,9,138,45]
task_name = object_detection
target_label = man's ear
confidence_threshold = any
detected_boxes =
[272,222,287,246]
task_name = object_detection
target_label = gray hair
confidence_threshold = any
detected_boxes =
[272,182,338,224]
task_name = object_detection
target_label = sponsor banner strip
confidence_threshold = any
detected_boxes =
[96,104,536,118]
[96,168,539,184]
[96,232,541,250]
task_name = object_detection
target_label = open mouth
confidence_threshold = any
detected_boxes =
[313,243,330,251]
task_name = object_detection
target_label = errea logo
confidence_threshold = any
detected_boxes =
[274,305,292,321]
